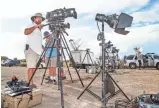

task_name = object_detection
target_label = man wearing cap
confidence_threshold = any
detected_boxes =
[24,13,45,88]
[43,31,57,84]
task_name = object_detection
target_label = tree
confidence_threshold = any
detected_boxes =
[1,56,8,61]
[21,59,26,62]
[14,58,17,61]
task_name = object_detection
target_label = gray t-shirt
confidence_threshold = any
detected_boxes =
[136,52,142,60]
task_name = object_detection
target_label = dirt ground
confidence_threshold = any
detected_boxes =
[1,67,159,108]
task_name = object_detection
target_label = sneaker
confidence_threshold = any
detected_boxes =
[53,80,57,85]
[45,79,54,84]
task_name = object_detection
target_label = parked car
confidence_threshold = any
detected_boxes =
[20,60,27,67]
[1,60,6,66]
[2,60,17,67]
[125,53,159,70]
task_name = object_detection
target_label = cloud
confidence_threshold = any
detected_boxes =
[1,22,159,59]
[131,3,159,23]
[67,23,159,56]
[1,0,159,59]
[0,0,149,18]
[0,32,27,59]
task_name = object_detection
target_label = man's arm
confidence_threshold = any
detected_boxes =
[42,45,45,50]
[47,41,56,47]
[24,24,42,35]
[46,37,56,47]
[24,26,36,35]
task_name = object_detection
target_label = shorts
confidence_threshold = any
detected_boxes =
[45,57,57,67]
[24,48,40,68]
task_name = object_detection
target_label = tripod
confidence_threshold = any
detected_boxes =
[77,49,94,73]
[27,25,85,108]
[77,22,130,107]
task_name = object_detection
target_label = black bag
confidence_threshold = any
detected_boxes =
[25,44,29,50]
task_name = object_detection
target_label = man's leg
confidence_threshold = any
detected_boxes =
[48,67,56,84]
[45,57,56,84]
[25,48,39,88]
[138,60,141,69]
[51,57,57,84]
[45,58,53,83]
[53,67,56,81]
[28,68,35,86]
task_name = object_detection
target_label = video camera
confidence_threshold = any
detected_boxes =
[46,7,77,23]
[105,41,113,48]
[45,7,77,31]
[112,47,119,53]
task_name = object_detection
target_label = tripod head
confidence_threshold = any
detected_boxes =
[86,48,90,52]
[48,23,70,32]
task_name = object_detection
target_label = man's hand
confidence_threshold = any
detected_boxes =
[42,45,45,50]
[35,24,44,29]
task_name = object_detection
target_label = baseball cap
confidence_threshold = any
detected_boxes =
[43,31,51,39]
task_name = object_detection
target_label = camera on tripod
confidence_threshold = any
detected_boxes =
[46,7,77,22]
[112,47,119,53]
[45,7,77,31]
[95,13,133,35]
[104,41,113,48]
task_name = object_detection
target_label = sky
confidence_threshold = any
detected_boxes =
[0,0,159,59]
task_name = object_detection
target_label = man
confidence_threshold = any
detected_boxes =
[124,55,127,68]
[143,55,148,69]
[24,13,45,88]
[43,31,57,84]
[136,48,142,70]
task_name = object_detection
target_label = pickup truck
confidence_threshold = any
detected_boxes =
[125,53,159,70]
[2,60,19,67]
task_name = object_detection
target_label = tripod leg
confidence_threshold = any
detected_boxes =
[106,72,130,102]
[60,34,84,87]
[58,67,60,90]
[78,52,87,72]
[87,51,95,73]
[77,70,101,99]
[56,32,65,108]
[61,48,73,83]
[41,64,48,85]
[41,38,56,85]
[87,51,94,65]
[58,67,64,108]
[27,58,42,86]
[41,54,54,85]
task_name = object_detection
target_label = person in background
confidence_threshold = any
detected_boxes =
[124,55,127,68]
[142,55,148,69]
[136,48,143,70]
[24,13,45,88]
[43,31,57,84]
